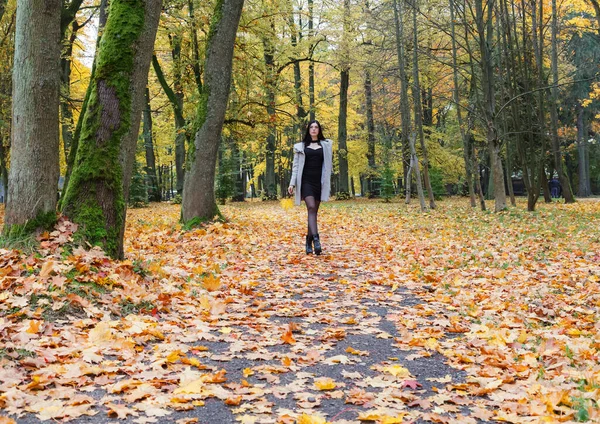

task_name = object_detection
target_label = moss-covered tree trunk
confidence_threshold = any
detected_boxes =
[4,0,61,236]
[61,0,109,205]
[142,87,160,201]
[181,0,244,224]
[61,0,161,258]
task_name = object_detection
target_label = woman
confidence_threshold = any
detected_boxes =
[288,120,333,255]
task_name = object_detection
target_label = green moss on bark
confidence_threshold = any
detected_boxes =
[2,210,57,239]
[60,0,145,258]
[187,0,223,166]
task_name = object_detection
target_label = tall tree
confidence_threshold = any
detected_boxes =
[181,0,245,223]
[61,0,162,258]
[308,0,315,121]
[549,0,575,202]
[4,0,61,235]
[364,70,377,196]
[337,0,351,196]
[61,0,109,202]
[393,0,412,193]
[410,0,435,209]
[261,16,278,200]
[142,87,160,201]
[450,0,475,207]
[474,0,506,211]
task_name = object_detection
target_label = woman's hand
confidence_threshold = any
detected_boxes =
[288,185,295,195]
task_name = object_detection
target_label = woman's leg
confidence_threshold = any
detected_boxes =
[305,196,320,237]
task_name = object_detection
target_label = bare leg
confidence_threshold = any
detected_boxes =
[304,196,321,237]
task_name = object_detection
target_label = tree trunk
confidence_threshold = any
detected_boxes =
[337,0,350,196]
[232,145,245,201]
[181,0,244,223]
[365,71,377,197]
[61,0,109,203]
[0,140,9,203]
[337,68,350,195]
[393,0,412,195]
[288,10,306,128]
[263,33,277,200]
[187,0,202,93]
[475,0,506,211]
[449,0,475,207]
[170,34,186,194]
[143,87,160,201]
[308,0,315,121]
[506,139,516,206]
[409,133,426,211]
[4,0,61,235]
[151,54,187,195]
[61,0,161,258]
[60,22,79,163]
[550,0,575,202]
[411,1,435,209]
[577,105,591,197]
[473,146,486,211]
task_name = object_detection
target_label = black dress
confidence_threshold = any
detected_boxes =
[301,145,324,200]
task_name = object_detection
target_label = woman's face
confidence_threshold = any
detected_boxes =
[309,123,320,139]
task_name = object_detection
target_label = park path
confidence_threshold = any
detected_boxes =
[120,201,475,423]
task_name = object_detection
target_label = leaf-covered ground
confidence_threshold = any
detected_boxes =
[1,199,600,423]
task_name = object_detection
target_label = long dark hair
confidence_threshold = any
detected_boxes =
[303,120,325,145]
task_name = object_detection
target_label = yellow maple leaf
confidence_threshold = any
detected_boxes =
[166,350,182,363]
[314,377,337,390]
[26,320,42,334]
[296,413,329,424]
[381,415,406,424]
[202,274,221,291]
[174,378,205,395]
[383,365,411,378]
[243,368,254,377]
[280,198,294,210]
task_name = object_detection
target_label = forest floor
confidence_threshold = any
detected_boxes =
[1,198,600,424]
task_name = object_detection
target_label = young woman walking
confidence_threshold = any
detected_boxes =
[288,120,333,255]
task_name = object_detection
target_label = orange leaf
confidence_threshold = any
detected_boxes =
[224,396,242,406]
[281,329,296,344]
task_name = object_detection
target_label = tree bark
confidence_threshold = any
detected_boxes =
[262,24,278,200]
[449,0,475,207]
[60,20,80,163]
[308,0,315,121]
[61,0,109,203]
[337,68,350,195]
[550,0,575,202]
[142,87,160,201]
[365,71,376,197]
[187,0,202,93]
[411,0,435,209]
[577,104,591,197]
[181,0,244,223]
[393,0,412,194]
[288,9,306,128]
[61,0,161,258]
[337,0,351,196]
[409,132,427,211]
[475,0,506,211]
[151,54,187,194]
[4,0,61,235]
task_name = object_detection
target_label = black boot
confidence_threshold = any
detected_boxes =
[305,234,313,254]
[313,234,322,255]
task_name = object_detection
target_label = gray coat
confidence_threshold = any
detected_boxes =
[289,139,333,206]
